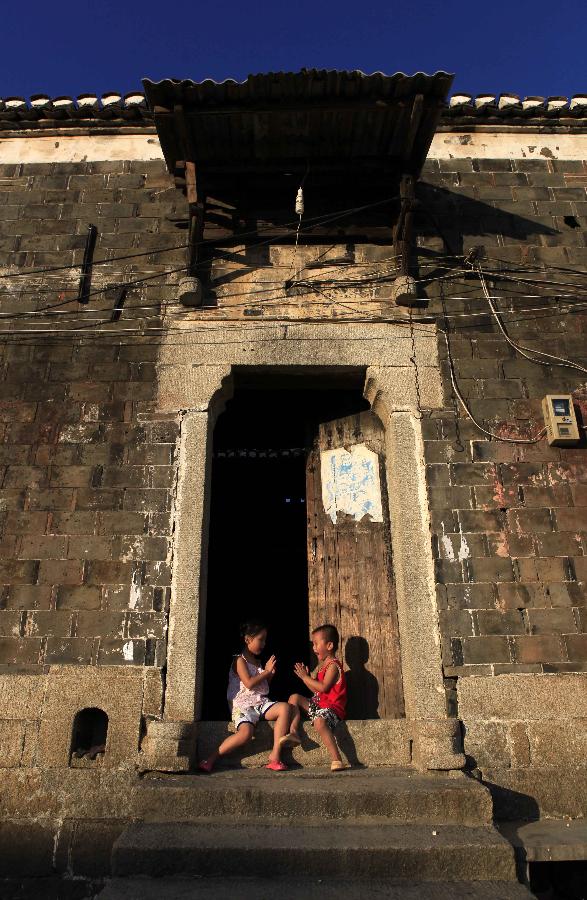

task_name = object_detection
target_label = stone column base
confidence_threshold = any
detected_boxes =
[138,720,197,773]
[412,719,466,772]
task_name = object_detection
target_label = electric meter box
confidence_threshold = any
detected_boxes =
[542,394,580,446]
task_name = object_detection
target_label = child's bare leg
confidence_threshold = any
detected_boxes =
[205,723,254,766]
[264,702,292,762]
[288,694,309,738]
[313,716,342,764]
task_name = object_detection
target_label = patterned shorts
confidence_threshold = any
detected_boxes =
[231,698,277,730]
[307,697,342,731]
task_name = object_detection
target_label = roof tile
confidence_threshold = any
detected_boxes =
[0,71,584,131]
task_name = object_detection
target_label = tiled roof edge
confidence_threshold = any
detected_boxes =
[445,92,587,118]
[0,93,150,124]
[1,91,586,128]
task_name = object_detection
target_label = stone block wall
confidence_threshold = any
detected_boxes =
[418,156,587,680]
[0,666,162,771]
[457,673,587,818]
[0,158,185,676]
[1,151,585,687]
[0,142,586,799]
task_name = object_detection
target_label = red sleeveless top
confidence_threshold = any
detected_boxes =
[315,658,347,719]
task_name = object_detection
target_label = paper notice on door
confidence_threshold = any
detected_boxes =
[320,444,383,524]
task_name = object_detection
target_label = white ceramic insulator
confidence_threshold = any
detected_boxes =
[295,187,304,215]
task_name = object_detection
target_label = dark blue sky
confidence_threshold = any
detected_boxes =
[1,0,584,100]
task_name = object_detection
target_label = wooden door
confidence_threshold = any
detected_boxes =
[306,411,404,718]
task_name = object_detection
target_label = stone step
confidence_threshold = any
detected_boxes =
[499,817,587,862]
[98,876,534,899]
[137,768,493,825]
[112,821,517,881]
[196,719,412,768]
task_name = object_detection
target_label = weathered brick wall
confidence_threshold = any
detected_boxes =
[418,156,587,679]
[0,158,185,670]
[0,148,585,688]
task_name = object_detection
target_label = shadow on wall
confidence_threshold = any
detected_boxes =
[345,636,379,720]
[188,181,560,302]
[416,182,557,259]
[477,776,540,823]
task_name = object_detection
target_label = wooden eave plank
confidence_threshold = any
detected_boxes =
[402,94,424,162]
[387,101,412,158]
[153,113,181,171]
[153,94,441,173]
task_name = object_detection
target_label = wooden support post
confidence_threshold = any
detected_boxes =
[172,105,206,277]
[391,173,419,306]
[393,174,415,276]
[175,158,205,276]
[185,160,197,207]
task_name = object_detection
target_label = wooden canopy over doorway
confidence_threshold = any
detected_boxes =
[143,69,453,177]
[143,69,454,271]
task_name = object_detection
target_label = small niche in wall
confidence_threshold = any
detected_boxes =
[70,707,108,768]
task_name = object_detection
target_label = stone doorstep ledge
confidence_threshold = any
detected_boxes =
[480,767,587,822]
[194,719,412,770]
[95,877,534,900]
[139,718,465,773]
[499,819,587,864]
[0,879,535,900]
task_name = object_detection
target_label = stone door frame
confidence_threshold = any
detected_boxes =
[144,322,464,770]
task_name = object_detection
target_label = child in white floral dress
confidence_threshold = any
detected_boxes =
[199,620,295,772]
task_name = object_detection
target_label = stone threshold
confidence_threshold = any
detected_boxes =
[499,818,587,862]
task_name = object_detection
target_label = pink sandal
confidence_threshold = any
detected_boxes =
[198,759,214,773]
[265,760,288,771]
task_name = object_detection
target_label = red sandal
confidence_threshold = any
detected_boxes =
[265,760,288,771]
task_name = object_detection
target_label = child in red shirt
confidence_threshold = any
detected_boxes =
[288,623,347,771]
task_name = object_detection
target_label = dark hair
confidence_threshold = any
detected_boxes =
[240,620,267,641]
[312,623,339,652]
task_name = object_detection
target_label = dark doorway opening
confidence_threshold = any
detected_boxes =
[202,369,369,720]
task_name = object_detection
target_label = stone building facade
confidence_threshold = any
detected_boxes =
[0,72,586,873]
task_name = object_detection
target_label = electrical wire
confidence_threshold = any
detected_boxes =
[481,254,587,278]
[0,197,406,316]
[481,269,587,295]
[431,260,587,444]
[5,285,587,330]
[475,263,587,376]
[0,195,586,407]
[0,193,398,282]
[289,173,307,280]
[1,303,584,344]
[441,329,547,445]
[0,298,581,335]
[3,267,587,325]
[0,242,186,279]
[2,250,586,314]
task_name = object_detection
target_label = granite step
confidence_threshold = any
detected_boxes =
[112,820,517,881]
[137,768,493,825]
[99,876,534,899]
[499,817,587,862]
[196,719,412,768]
